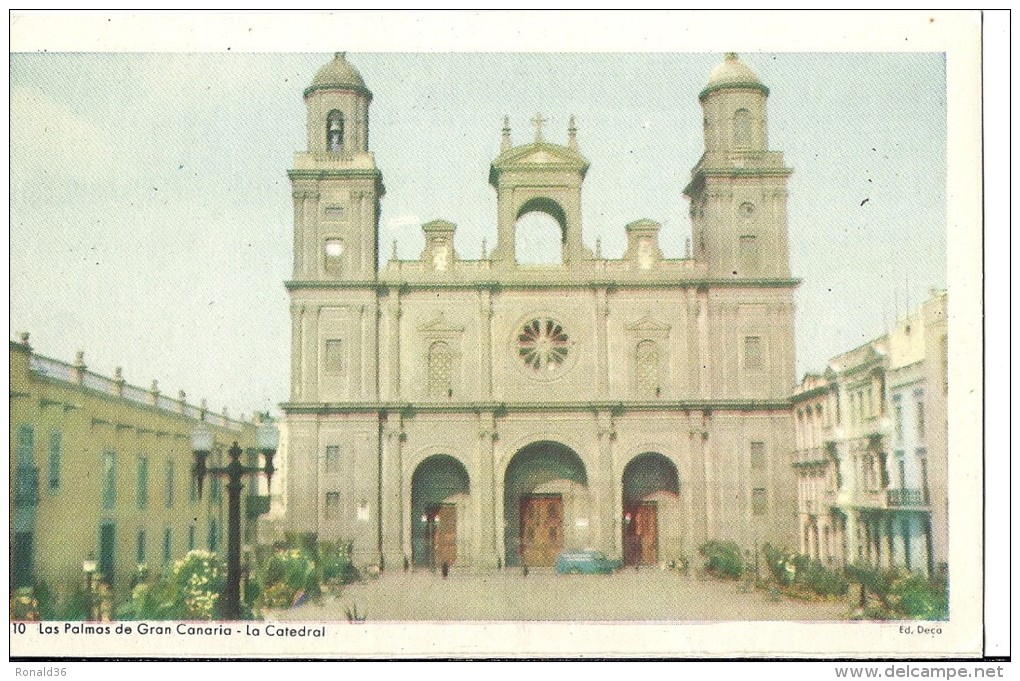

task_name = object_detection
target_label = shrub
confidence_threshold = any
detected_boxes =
[115,580,181,621]
[10,587,41,621]
[762,544,796,586]
[258,549,318,609]
[171,550,226,620]
[795,557,848,597]
[846,562,894,607]
[59,589,90,621]
[699,541,744,579]
[889,573,948,620]
[319,542,359,587]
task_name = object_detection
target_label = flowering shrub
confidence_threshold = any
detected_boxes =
[10,587,41,621]
[171,550,226,620]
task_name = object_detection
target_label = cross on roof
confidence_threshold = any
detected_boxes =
[531,113,547,142]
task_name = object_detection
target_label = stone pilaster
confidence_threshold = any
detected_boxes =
[380,414,404,569]
[473,413,498,569]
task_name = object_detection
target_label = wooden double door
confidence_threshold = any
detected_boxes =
[623,501,659,566]
[520,494,563,566]
[427,504,457,568]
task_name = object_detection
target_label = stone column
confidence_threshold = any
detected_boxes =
[306,192,320,278]
[479,290,494,399]
[380,416,404,570]
[595,290,609,397]
[689,411,711,545]
[388,293,402,399]
[304,305,319,402]
[292,190,306,278]
[473,414,498,569]
[290,304,304,400]
[697,289,709,398]
[595,411,618,556]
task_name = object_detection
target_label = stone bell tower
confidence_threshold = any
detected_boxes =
[289,52,384,283]
[488,114,593,266]
[684,53,792,280]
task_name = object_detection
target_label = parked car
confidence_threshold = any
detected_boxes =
[555,549,621,575]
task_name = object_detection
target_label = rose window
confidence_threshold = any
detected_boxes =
[517,318,569,372]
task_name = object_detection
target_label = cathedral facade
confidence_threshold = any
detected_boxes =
[283,53,799,570]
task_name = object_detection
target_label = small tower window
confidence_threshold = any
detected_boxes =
[327,110,344,152]
[734,108,752,148]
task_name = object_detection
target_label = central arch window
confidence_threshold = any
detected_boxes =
[514,197,567,265]
[517,318,569,372]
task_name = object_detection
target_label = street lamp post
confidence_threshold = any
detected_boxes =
[82,556,97,621]
[191,421,278,620]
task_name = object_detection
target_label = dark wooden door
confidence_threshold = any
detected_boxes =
[430,504,457,568]
[99,522,116,588]
[520,495,563,566]
[623,502,658,566]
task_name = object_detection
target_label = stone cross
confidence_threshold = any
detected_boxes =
[531,113,547,142]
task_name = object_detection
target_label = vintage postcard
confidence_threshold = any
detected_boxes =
[8,11,994,663]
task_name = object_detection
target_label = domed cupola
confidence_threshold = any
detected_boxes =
[304,52,371,99]
[697,52,770,154]
[699,52,768,101]
[302,52,373,155]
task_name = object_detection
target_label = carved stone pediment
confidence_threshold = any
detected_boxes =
[418,312,465,337]
[626,313,671,335]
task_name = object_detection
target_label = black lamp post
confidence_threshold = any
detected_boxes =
[191,420,278,621]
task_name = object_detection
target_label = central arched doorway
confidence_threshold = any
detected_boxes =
[621,452,680,566]
[410,455,470,569]
[503,441,589,567]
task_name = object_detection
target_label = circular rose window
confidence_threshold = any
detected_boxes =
[517,318,570,373]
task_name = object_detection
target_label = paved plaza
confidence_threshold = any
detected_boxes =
[275,568,850,622]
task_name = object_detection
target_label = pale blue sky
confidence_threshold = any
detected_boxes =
[10,52,947,417]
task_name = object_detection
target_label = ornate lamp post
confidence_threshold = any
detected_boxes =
[191,420,278,620]
[82,555,97,621]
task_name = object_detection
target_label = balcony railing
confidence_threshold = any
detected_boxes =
[887,488,928,507]
[793,447,827,466]
[15,466,40,506]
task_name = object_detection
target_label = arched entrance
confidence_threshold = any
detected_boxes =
[410,455,470,569]
[503,441,589,567]
[621,452,680,566]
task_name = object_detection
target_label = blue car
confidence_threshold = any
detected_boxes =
[555,549,621,575]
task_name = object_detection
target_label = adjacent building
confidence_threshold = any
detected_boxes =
[10,336,258,599]
[792,290,948,575]
[282,53,800,570]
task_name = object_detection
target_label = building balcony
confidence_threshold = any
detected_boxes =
[887,488,929,508]
[793,447,827,466]
[14,466,40,506]
[246,494,272,519]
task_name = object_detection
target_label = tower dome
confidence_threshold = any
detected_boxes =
[305,52,370,98]
[700,53,769,100]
